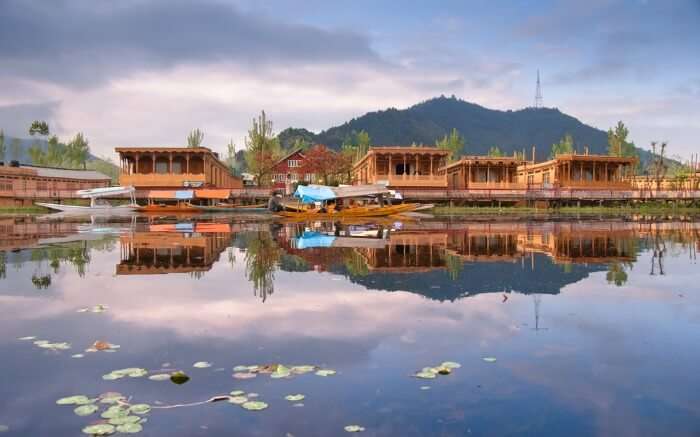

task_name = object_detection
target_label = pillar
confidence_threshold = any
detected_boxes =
[152,153,156,173]
[186,155,190,174]
[403,154,407,179]
[169,153,173,175]
[430,155,433,176]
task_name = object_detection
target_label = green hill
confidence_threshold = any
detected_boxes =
[286,95,655,164]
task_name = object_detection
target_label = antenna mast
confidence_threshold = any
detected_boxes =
[534,69,543,108]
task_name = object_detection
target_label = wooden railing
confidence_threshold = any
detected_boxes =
[119,173,207,187]
[375,174,447,187]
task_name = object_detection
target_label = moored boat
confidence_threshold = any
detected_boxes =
[36,186,138,214]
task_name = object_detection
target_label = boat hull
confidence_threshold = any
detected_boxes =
[276,203,419,219]
[35,202,137,214]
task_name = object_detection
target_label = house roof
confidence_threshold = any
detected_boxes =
[115,146,217,154]
[439,156,526,172]
[19,165,111,181]
[274,148,305,166]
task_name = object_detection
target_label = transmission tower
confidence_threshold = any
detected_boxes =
[534,69,543,108]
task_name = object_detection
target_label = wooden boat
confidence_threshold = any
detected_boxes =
[277,203,420,219]
[191,203,268,213]
[136,202,200,213]
[36,186,138,214]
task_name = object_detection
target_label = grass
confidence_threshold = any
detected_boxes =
[0,206,50,214]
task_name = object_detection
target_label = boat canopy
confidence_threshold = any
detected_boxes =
[295,231,336,249]
[194,189,231,199]
[147,190,194,200]
[76,186,135,198]
[293,184,390,204]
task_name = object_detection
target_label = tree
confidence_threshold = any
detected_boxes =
[299,144,341,185]
[550,134,574,158]
[488,146,504,157]
[0,129,5,163]
[436,128,464,162]
[28,120,49,137]
[648,141,668,191]
[355,130,370,161]
[67,132,90,169]
[244,111,282,186]
[187,128,204,148]
[10,138,22,162]
[607,121,629,157]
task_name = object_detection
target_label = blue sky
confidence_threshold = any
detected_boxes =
[0,0,698,160]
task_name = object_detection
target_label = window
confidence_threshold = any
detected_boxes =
[527,175,534,185]
[543,173,550,184]
[288,159,300,168]
[155,160,169,174]
[37,180,48,191]
[0,178,12,191]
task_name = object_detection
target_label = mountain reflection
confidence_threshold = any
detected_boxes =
[0,216,699,298]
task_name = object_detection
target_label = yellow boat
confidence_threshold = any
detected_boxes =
[277,203,419,219]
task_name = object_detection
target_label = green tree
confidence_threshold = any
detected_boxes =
[488,146,504,157]
[607,121,629,157]
[187,128,204,148]
[606,262,629,286]
[291,137,310,152]
[67,132,90,169]
[28,120,49,136]
[10,138,22,162]
[244,111,282,186]
[45,135,67,166]
[28,144,46,165]
[550,134,574,158]
[436,128,464,162]
[0,129,5,163]
[355,130,370,161]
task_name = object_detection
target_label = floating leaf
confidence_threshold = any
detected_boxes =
[33,340,49,346]
[170,371,190,385]
[108,416,141,426]
[148,374,171,381]
[270,365,291,379]
[72,354,85,359]
[101,405,130,419]
[232,372,256,380]
[76,308,89,313]
[193,361,212,369]
[482,357,497,363]
[232,365,249,372]
[291,365,316,374]
[285,394,305,402]
[247,393,259,398]
[344,425,365,432]
[92,341,119,351]
[129,404,151,415]
[414,371,437,379]
[99,393,125,404]
[229,390,245,396]
[57,395,92,405]
[39,342,71,350]
[315,369,336,377]
[103,368,148,380]
[241,401,268,411]
[228,396,248,405]
[82,424,115,435]
[74,404,99,416]
[437,367,451,375]
[17,336,36,341]
[91,304,108,313]
[420,386,431,390]
[440,361,461,369]
[115,423,143,434]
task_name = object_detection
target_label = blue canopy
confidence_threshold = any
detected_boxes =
[295,231,336,249]
[175,190,194,200]
[293,185,336,204]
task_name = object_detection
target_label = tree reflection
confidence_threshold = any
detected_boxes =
[606,262,630,286]
[343,250,369,277]
[242,231,282,302]
[445,253,464,281]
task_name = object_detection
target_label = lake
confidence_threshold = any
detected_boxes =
[0,214,698,436]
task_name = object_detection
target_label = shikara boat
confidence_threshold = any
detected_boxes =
[191,203,268,213]
[36,186,138,214]
[136,189,200,213]
[136,203,200,213]
[277,202,419,219]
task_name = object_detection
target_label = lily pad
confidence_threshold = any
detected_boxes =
[74,404,99,416]
[103,368,148,380]
[285,394,305,402]
[270,365,291,379]
[482,357,497,363]
[99,392,125,404]
[241,401,268,411]
[170,371,190,385]
[33,340,49,346]
[101,405,130,419]
[76,308,89,313]
[228,396,248,405]
[72,354,85,358]
[229,390,245,396]
[91,304,108,313]
[315,369,336,377]
[115,423,143,434]
[57,395,92,405]
[247,393,259,398]
[193,361,212,369]
[344,425,366,432]
[18,336,36,340]
[415,371,437,379]
[39,342,71,350]
[440,361,462,369]
[232,372,256,380]
[82,424,115,435]
[437,367,451,375]
[148,373,171,381]
[291,365,316,374]
[129,404,151,415]
[109,415,141,425]
[232,365,249,372]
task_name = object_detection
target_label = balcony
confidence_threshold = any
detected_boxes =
[376,174,447,188]
[119,173,206,188]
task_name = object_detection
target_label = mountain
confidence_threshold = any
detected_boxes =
[284,96,654,164]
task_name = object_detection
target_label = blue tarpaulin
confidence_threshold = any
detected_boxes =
[175,190,194,200]
[293,185,337,204]
[295,231,336,249]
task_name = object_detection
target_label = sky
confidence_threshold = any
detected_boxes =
[0,0,698,160]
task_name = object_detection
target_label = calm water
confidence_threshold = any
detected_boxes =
[0,214,699,436]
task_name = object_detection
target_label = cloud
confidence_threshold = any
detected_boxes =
[0,101,61,137]
[0,0,381,88]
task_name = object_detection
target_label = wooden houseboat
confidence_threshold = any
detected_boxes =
[352,146,448,189]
